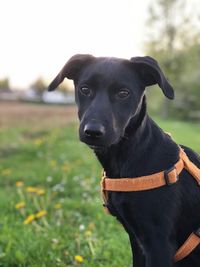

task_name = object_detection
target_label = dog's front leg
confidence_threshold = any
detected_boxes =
[116,207,175,267]
[129,235,146,267]
[129,232,173,267]
[142,236,174,267]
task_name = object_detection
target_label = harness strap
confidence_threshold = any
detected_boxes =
[101,150,184,193]
[174,230,200,262]
[100,148,200,262]
[180,150,200,185]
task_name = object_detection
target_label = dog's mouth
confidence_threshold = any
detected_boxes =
[79,128,121,152]
[88,144,106,152]
[81,134,121,152]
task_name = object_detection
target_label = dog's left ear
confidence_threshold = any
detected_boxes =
[130,56,174,99]
[48,54,95,91]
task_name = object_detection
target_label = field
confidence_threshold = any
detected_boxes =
[0,101,200,267]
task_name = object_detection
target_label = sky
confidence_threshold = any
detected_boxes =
[0,0,151,89]
[1,0,199,89]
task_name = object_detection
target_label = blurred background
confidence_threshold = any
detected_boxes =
[0,0,200,120]
[0,0,200,266]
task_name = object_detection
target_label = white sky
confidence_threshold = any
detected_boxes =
[0,0,151,89]
[1,0,199,89]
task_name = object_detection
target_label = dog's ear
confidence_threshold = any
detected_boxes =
[130,56,174,99]
[48,54,95,91]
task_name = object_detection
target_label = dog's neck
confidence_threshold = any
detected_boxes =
[95,97,179,178]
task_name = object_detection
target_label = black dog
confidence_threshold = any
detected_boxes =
[48,54,200,267]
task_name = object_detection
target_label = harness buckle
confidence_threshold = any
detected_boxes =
[195,228,200,238]
[164,166,178,186]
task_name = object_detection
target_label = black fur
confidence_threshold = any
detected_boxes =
[48,54,200,267]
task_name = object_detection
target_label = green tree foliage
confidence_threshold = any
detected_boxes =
[31,77,72,95]
[144,0,200,119]
[0,77,10,90]
[31,77,47,96]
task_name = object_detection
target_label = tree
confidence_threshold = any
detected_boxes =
[144,0,200,119]
[31,77,47,96]
[174,41,200,118]
[0,77,10,90]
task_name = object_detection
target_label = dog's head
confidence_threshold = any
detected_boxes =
[48,54,174,150]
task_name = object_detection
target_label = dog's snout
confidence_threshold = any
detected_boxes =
[84,123,105,138]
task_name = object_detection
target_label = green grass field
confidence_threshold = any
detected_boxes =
[0,102,200,267]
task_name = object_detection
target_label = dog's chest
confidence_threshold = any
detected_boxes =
[106,187,179,234]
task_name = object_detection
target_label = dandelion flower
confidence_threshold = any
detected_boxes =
[34,138,44,146]
[26,186,38,193]
[35,210,47,219]
[79,224,85,231]
[88,222,95,230]
[46,176,53,182]
[74,255,84,263]
[23,214,35,224]
[61,164,70,172]
[49,160,57,168]
[1,169,12,176]
[15,202,25,209]
[51,238,59,244]
[85,230,92,237]
[15,181,24,187]
[54,203,62,209]
[36,189,45,196]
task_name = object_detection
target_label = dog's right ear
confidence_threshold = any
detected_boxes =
[48,54,95,91]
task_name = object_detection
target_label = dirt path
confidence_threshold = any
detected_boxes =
[0,101,78,129]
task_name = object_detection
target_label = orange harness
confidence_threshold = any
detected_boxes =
[101,149,200,262]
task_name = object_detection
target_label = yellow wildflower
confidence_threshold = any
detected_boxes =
[36,189,45,196]
[34,138,44,146]
[1,169,12,176]
[23,214,35,224]
[88,222,95,230]
[54,203,62,209]
[15,181,24,187]
[61,164,70,172]
[26,186,39,193]
[74,255,84,263]
[85,230,92,237]
[49,160,57,168]
[35,210,47,219]
[26,187,45,195]
[15,202,25,209]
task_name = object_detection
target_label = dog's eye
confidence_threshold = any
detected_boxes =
[80,86,92,96]
[117,89,130,99]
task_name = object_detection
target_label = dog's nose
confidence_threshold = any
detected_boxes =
[84,123,105,138]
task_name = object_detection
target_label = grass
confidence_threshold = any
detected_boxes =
[154,117,200,153]
[0,102,200,267]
